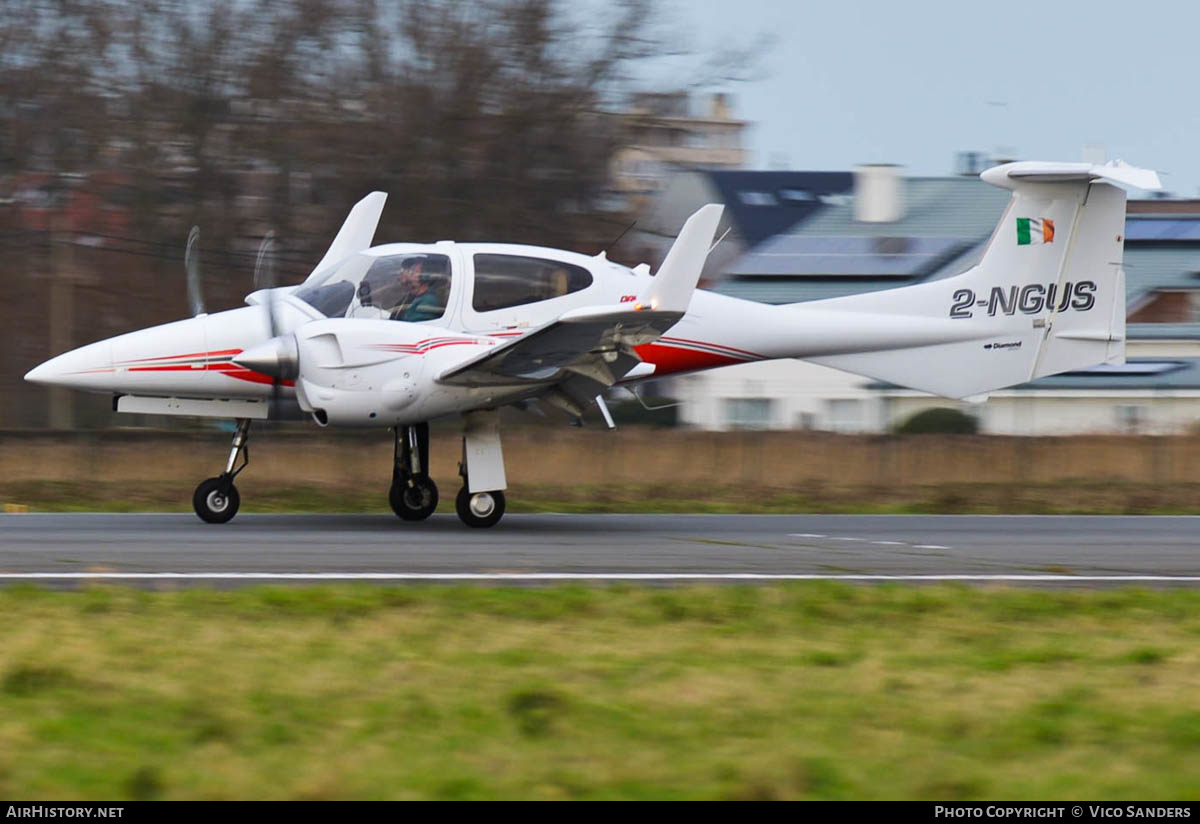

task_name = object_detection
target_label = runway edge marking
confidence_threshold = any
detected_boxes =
[2,573,1200,582]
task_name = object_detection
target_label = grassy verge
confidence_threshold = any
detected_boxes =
[0,584,1198,799]
[7,480,1200,514]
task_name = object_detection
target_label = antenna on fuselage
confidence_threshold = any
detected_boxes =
[708,226,732,255]
[601,220,636,257]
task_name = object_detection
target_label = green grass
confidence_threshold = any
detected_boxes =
[10,480,1200,515]
[0,584,1198,799]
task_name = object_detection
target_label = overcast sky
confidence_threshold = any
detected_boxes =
[651,0,1197,195]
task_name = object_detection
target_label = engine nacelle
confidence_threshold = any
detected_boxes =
[291,318,495,427]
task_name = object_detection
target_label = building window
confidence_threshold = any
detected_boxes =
[827,399,864,433]
[738,191,778,206]
[724,398,774,430]
[1115,405,1146,434]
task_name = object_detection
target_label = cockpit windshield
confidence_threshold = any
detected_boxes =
[293,252,452,322]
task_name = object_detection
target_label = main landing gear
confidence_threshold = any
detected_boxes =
[191,413,511,529]
[387,411,508,527]
[389,423,438,521]
[193,417,251,523]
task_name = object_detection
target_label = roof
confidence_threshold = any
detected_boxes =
[717,176,1006,303]
[704,170,853,247]
[715,176,1008,303]
[708,276,920,305]
[1128,323,1200,340]
[763,176,1010,240]
[714,178,1200,310]
[1014,359,1200,390]
[1122,245,1200,306]
[871,358,1200,392]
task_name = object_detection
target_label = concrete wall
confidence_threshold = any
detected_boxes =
[7,429,1200,489]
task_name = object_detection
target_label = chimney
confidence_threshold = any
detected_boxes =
[711,92,730,120]
[854,164,905,223]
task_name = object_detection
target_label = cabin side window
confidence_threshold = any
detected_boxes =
[471,254,592,312]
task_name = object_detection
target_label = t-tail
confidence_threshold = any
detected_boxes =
[789,160,1161,399]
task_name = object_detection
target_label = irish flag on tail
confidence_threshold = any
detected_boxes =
[1016,217,1054,245]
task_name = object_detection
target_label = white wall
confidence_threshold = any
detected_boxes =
[671,359,880,432]
[672,338,1200,434]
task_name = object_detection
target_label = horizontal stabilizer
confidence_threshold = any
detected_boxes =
[982,160,1162,192]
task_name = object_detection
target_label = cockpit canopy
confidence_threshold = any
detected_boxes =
[294,252,452,321]
[292,246,602,325]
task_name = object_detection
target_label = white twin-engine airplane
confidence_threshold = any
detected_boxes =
[25,160,1161,527]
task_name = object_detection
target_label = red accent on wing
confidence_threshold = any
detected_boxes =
[633,343,743,375]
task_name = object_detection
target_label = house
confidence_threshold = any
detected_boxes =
[670,164,1200,434]
[624,167,853,294]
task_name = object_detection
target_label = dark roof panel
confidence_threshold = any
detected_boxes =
[705,170,853,247]
[731,235,970,277]
[872,359,1200,391]
[1125,217,1200,242]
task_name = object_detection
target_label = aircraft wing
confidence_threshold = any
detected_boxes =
[308,191,388,276]
[438,203,722,416]
[438,202,723,392]
[437,306,681,387]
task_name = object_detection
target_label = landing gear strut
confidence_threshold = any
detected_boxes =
[389,423,438,521]
[455,409,507,528]
[193,418,251,524]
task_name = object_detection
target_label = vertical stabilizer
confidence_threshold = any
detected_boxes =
[794,161,1159,399]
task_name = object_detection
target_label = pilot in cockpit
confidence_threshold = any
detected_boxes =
[349,256,416,320]
[347,254,447,322]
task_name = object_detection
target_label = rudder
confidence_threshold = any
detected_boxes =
[798,161,1158,399]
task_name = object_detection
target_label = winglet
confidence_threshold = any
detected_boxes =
[639,204,723,313]
[308,191,388,276]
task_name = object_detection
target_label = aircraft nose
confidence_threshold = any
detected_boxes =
[24,339,115,390]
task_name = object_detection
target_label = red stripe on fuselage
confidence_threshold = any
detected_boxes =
[658,336,763,359]
[115,348,242,365]
[127,352,292,386]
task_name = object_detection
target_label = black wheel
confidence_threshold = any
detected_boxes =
[193,477,240,524]
[389,475,439,521]
[455,486,505,528]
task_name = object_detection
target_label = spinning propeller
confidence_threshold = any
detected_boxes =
[186,226,299,415]
[185,226,205,317]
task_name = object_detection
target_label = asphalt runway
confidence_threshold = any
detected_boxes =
[0,513,1198,585]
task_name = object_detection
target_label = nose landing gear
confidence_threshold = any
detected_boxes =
[193,418,251,523]
[455,409,507,528]
[455,486,505,529]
